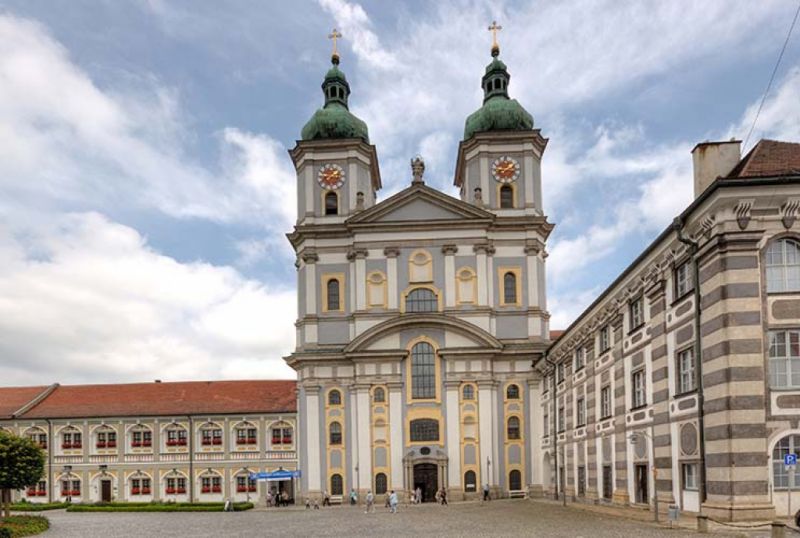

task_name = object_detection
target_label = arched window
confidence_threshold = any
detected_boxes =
[325,192,338,215]
[375,472,388,494]
[405,288,438,312]
[773,434,800,489]
[329,422,342,445]
[328,389,341,406]
[331,474,344,495]
[509,469,522,491]
[506,384,520,400]
[373,387,385,403]
[503,271,518,304]
[767,238,800,293]
[462,385,474,400]
[326,279,341,311]
[500,185,514,208]
[507,416,521,440]
[464,470,477,492]
[409,418,439,442]
[411,342,436,399]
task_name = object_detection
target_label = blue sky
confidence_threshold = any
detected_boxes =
[1,0,799,385]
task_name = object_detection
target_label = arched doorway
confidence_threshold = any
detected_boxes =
[413,463,438,502]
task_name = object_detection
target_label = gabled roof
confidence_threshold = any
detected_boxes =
[727,139,800,179]
[347,182,494,225]
[0,386,51,419]
[10,380,296,419]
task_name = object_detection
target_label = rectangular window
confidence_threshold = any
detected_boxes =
[769,329,800,388]
[558,406,565,433]
[599,325,610,353]
[576,397,586,427]
[632,369,646,409]
[557,362,565,383]
[574,347,585,371]
[600,385,611,419]
[629,297,644,331]
[675,261,693,298]
[577,466,586,496]
[677,348,696,394]
[543,413,549,436]
[682,463,698,491]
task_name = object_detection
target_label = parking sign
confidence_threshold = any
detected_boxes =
[785,453,797,467]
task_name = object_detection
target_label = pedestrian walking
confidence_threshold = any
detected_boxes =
[349,488,358,506]
[389,490,398,513]
[265,491,273,507]
[281,490,289,507]
[365,490,374,513]
[322,490,331,507]
[305,498,311,509]
[440,488,448,505]
[313,499,320,509]
[415,487,422,504]
[483,483,490,501]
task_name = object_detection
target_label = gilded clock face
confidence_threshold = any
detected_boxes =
[491,156,520,183]
[318,163,345,190]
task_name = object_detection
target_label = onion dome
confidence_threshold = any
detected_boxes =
[463,46,533,140]
[301,54,369,143]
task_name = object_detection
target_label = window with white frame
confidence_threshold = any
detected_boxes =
[272,425,293,445]
[774,434,800,489]
[599,325,610,353]
[600,385,612,419]
[574,347,585,371]
[769,329,800,388]
[95,429,116,449]
[631,369,646,409]
[60,478,80,497]
[130,477,151,495]
[166,428,187,447]
[236,475,257,493]
[557,362,565,383]
[576,397,586,427]
[543,412,549,436]
[677,348,696,394]
[682,463,698,491]
[675,261,693,298]
[236,426,257,445]
[61,430,81,450]
[165,476,187,494]
[766,238,800,293]
[201,475,222,494]
[629,297,644,331]
[557,406,565,433]
[131,429,152,448]
[201,427,223,446]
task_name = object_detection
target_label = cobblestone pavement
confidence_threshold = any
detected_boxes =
[42,499,752,537]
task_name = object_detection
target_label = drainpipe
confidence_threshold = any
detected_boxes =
[673,217,707,507]
[543,352,564,505]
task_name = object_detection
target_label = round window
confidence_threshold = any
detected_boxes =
[420,447,431,455]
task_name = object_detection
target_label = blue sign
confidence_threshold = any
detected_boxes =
[250,470,301,481]
[785,454,797,466]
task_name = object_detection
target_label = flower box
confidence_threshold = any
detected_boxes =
[177,488,186,494]
[166,440,176,447]
[166,488,176,494]
[282,437,292,444]
[72,443,82,449]
[107,441,116,448]
[61,443,71,449]
[201,487,211,493]
[211,486,221,493]
[271,438,281,444]
[27,488,36,496]
[236,439,247,445]
[248,486,257,492]
[201,440,212,446]
[248,438,257,445]
[131,441,141,447]
[37,491,47,496]
[96,442,106,449]
[212,438,222,445]
[131,488,140,495]
[142,441,152,447]
[177,440,187,446]
[70,490,81,496]
[236,486,247,493]
[142,489,151,495]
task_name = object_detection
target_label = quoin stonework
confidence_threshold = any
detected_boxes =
[2,34,800,524]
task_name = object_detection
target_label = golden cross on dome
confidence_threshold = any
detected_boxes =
[488,20,502,54]
[328,28,343,60]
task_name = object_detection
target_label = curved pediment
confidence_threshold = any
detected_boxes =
[345,314,502,353]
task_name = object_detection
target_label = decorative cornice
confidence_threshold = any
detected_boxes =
[473,243,496,255]
[734,199,754,231]
[383,246,400,258]
[441,244,459,255]
[782,198,800,229]
[301,251,319,264]
[346,248,369,261]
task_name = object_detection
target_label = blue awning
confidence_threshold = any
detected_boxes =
[250,470,301,481]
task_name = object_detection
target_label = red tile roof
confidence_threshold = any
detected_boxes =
[549,330,565,341]
[9,380,296,419]
[0,386,50,419]
[728,139,800,178]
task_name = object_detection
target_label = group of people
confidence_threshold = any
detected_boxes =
[408,486,448,505]
[303,484,491,511]
[265,489,291,507]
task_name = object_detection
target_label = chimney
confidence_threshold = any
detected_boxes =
[691,140,741,198]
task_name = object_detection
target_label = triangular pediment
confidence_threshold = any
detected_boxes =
[348,184,493,224]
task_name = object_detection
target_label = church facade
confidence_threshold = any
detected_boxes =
[287,44,552,501]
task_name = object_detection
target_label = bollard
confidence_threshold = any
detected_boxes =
[772,521,786,538]
[696,514,709,533]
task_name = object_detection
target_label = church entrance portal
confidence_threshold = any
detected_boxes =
[413,463,438,502]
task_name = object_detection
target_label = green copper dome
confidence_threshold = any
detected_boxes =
[463,51,533,140]
[301,57,369,143]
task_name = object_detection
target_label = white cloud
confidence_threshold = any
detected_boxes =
[0,14,296,234]
[0,212,297,386]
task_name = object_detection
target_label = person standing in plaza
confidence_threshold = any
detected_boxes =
[349,488,358,506]
[389,490,398,513]
[322,490,331,507]
[364,490,374,513]
[415,486,422,504]
[483,483,490,501]
[440,488,448,506]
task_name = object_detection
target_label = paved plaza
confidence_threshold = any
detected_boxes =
[39,499,764,537]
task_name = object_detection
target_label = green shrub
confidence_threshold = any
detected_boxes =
[66,502,254,512]
[9,502,67,512]
[0,515,50,537]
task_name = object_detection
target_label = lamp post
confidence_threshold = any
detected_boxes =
[629,429,659,523]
